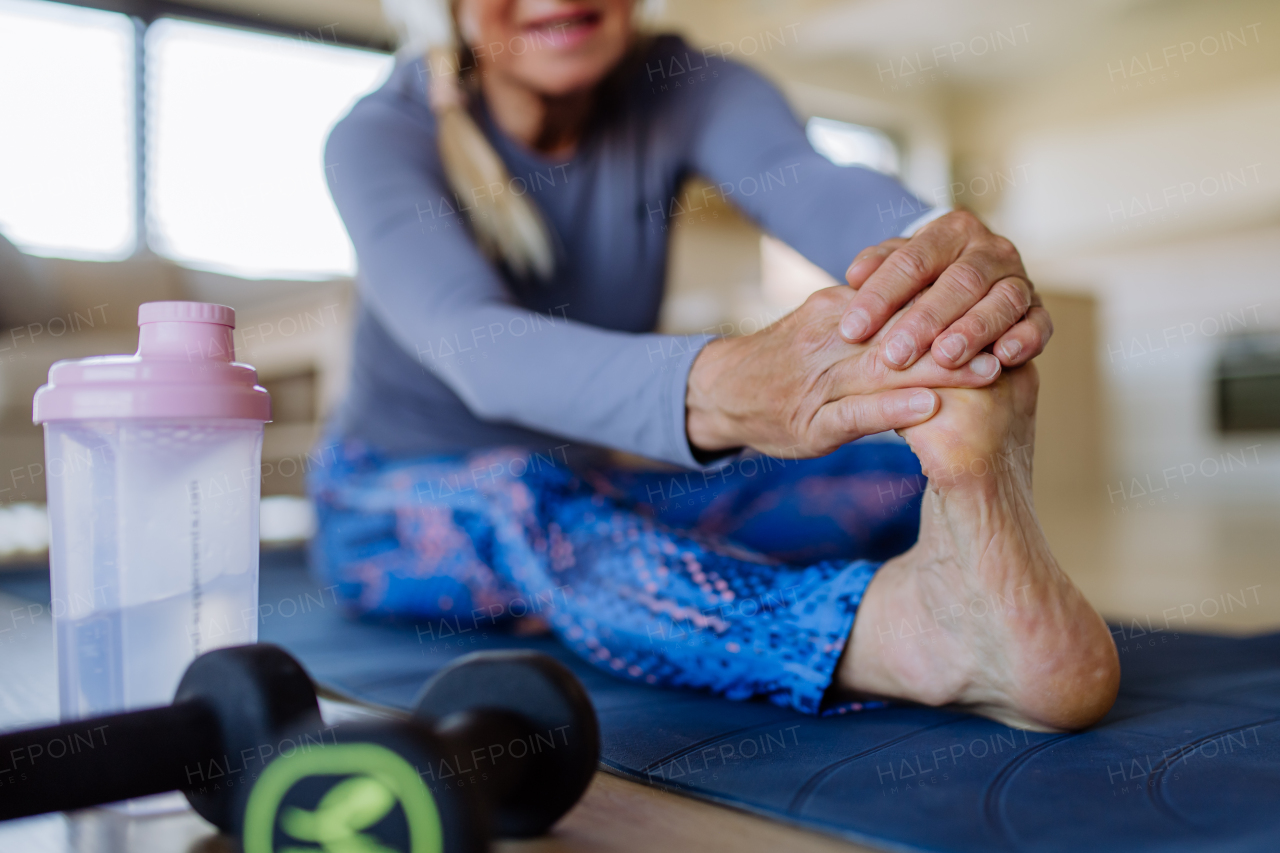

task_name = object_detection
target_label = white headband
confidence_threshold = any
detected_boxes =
[381,0,455,54]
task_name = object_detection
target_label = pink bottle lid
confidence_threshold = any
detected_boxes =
[33,301,272,423]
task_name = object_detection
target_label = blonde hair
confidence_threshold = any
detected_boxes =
[381,1,662,280]
[382,0,555,280]
[430,46,557,279]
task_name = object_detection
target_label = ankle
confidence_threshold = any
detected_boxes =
[840,558,977,706]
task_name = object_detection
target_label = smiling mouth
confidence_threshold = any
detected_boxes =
[523,10,604,48]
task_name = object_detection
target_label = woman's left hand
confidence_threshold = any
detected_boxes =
[836,211,1052,370]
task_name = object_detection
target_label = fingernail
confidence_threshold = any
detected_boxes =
[845,247,886,278]
[839,247,890,280]
[841,308,871,340]
[938,334,966,362]
[971,352,999,378]
[909,390,936,414]
[1001,339,1023,361]
[884,334,913,367]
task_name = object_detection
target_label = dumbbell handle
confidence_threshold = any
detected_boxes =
[0,699,220,820]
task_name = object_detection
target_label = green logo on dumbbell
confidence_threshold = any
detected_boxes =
[243,743,442,853]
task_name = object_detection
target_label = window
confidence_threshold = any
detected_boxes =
[0,0,135,259]
[147,19,392,279]
[758,118,902,307]
[0,0,392,277]
[806,116,900,176]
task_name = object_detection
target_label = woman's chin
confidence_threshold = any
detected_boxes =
[509,33,631,97]
[515,60,619,97]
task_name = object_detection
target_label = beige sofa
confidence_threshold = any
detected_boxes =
[1,241,1103,513]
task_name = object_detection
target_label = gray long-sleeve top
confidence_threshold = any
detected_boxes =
[325,35,931,469]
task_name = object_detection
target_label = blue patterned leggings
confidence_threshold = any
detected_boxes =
[308,439,924,715]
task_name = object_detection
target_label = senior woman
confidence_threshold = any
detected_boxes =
[314,0,1119,731]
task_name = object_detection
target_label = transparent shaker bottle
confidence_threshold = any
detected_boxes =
[33,301,271,722]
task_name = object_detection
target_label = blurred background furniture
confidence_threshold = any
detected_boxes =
[0,230,1102,505]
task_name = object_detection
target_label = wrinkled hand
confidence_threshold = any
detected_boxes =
[686,285,1003,458]
[838,211,1052,370]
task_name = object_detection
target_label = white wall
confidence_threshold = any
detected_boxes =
[1038,226,1280,507]
[970,58,1280,507]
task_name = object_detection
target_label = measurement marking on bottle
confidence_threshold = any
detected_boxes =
[189,479,202,657]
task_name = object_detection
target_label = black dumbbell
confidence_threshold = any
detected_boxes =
[233,650,599,853]
[411,649,600,838]
[0,644,599,853]
[0,643,318,831]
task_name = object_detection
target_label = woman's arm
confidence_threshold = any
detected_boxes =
[684,60,930,279]
[327,95,713,468]
[328,59,1006,468]
[684,57,1049,371]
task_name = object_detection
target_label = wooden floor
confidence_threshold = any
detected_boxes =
[0,768,866,853]
[1,499,1276,853]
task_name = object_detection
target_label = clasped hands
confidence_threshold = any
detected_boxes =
[686,211,1052,458]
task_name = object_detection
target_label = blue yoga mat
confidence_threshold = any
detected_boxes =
[5,551,1278,852]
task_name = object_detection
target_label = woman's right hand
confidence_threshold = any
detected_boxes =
[685,285,1003,459]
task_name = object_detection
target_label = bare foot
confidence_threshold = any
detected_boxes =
[837,364,1120,731]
